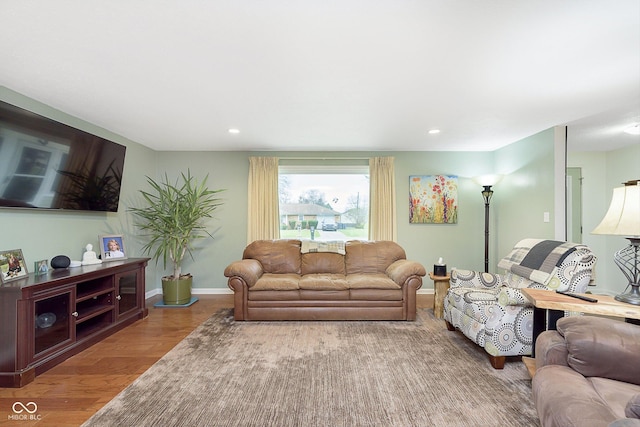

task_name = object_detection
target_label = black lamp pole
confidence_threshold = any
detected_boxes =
[482,185,494,273]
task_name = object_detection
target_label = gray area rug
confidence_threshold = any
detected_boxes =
[83,309,539,427]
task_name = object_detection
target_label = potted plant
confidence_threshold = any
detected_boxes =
[129,170,224,305]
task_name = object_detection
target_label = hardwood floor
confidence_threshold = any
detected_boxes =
[0,293,433,426]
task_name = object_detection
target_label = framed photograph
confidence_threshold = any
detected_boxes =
[409,175,459,224]
[34,259,49,276]
[99,235,127,262]
[0,249,29,283]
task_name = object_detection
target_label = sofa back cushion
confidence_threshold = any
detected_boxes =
[243,239,301,274]
[558,316,640,385]
[345,240,406,275]
[301,252,345,275]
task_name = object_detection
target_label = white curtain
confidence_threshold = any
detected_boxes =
[369,156,397,241]
[247,157,280,244]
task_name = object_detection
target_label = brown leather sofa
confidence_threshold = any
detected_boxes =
[532,316,640,427]
[224,239,426,321]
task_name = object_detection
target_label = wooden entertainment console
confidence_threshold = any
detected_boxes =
[0,258,149,388]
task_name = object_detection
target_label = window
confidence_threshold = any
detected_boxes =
[279,164,369,241]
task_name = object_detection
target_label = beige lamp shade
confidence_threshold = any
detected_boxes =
[592,183,640,237]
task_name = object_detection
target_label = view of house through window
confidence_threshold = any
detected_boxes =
[279,166,369,241]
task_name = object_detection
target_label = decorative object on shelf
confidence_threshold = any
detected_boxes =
[81,244,102,265]
[592,180,640,305]
[34,259,49,276]
[434,257,447,276]
[50,255,71,269]
[36,312,56,328]
[129,170,225,305]
[409,175,458,224]
[474,174,503,273]
[0,249,28,283]
[99,234,127,261]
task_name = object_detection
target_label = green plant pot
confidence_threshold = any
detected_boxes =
[162,275,192,305]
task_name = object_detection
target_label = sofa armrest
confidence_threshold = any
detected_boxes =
[386,259,426,285]
[497,287,533,306]
[224,259,264,288]
[535,330,569,371]
[450,269,503,289]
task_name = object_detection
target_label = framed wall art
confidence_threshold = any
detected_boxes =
[0,249,28,283]
[99,235,127,261]
[409,175,458,224]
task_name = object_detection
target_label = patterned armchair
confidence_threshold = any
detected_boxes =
[443,239,597,369]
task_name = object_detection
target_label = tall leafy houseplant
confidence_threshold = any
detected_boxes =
[130,171,224,305]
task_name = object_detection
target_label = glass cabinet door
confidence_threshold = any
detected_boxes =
[116,271,138,316]
[34,290,73,357]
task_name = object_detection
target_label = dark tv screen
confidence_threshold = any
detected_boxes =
[0,100,126,212]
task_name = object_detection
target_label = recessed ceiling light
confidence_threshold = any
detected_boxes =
[623,123,640,135]
[228,128,240,134]
[428,129,441,135]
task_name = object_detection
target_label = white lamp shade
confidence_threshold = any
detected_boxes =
[592,183,640,237]
[473,174,503,187]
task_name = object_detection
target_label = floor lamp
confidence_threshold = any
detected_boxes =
[475,175,502,273]
[482,185,494,273]
[592,180,640,305]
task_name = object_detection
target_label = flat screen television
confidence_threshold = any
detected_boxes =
[0,100,126,212]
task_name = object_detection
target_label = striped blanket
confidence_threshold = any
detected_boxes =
[497,239,586,286]
[300,240,346,255]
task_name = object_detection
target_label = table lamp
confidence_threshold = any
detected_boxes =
[591,180,640,305]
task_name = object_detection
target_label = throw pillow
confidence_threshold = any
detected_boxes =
[626,394,640,419]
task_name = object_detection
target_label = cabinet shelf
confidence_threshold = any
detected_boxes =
[76,311,114,341]
[76,304,114,323]
[76,287,115,303]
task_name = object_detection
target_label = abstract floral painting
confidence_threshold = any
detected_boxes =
[409,175,458,224]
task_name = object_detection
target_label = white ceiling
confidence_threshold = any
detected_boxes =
[1,1,639,152]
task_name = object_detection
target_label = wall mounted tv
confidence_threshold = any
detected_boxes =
[0,100,126,212]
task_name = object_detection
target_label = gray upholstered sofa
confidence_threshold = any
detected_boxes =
[224,239,426,321]
[444,238,597,368]
[532,316,640,427]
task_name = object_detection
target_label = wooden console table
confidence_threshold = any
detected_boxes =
[429,272,450,319]
[521,288,640,357]
[0,258,149,387]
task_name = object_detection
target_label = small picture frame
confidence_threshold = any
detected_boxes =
[34,259,49,276]
[99,235,127,262]
[0,249,29,283]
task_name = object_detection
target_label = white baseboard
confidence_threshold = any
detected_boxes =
[146,287,233,299]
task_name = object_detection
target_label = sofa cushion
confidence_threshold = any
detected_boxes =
[251,273,300,291]
[301,253,345,275]
[347,273,401,289]
[590,378,640,420]
[350,289,403,301]
[248,290,301,301]
[299,290,350,300]
[299,273,349,290]
[243,239,301,274]
[557,316,640,385]
[345,240,406,275]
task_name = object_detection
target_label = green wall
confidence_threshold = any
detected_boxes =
[494,129,558,258]
[1,87,565,296]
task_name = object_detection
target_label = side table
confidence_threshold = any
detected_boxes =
[429,272,450,319]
